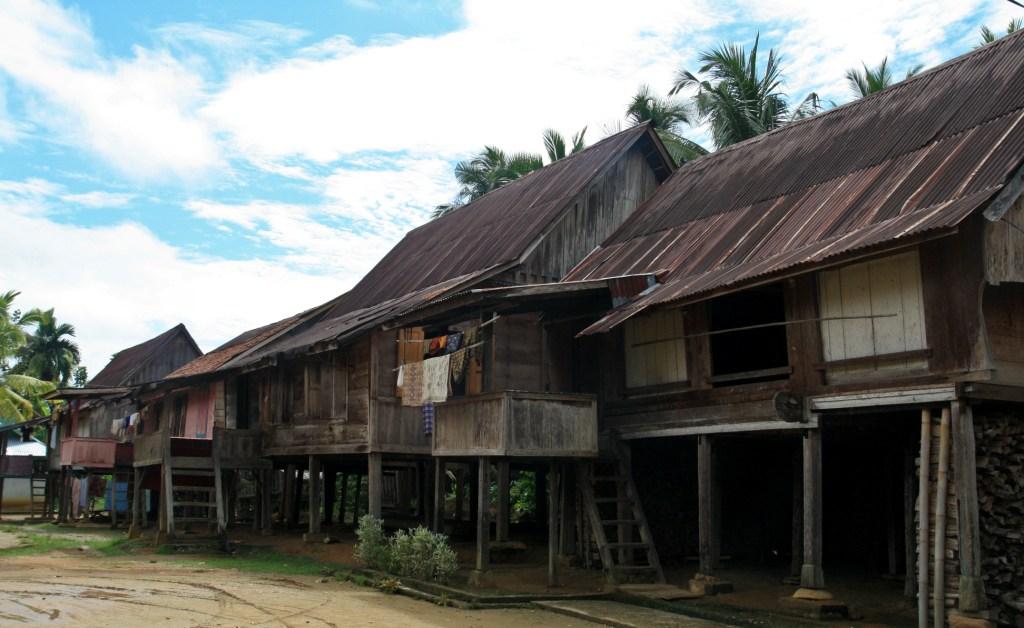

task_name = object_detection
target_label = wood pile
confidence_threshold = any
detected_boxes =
[975,413,1024,625]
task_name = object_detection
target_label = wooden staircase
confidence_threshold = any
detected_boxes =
[163,465,221,550]
[578,438,665,585]
[28,475,47,519]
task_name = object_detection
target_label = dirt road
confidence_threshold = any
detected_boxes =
[0,553,598,628]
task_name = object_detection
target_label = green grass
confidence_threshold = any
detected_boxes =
[170,546,356,579]
[0,523,134,557]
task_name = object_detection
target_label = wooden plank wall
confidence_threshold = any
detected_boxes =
[623,309,687,389]
[984,195,1024,284]
[983,282,1024,384]
[519,146,660,283]
[126,333,201,386]
[491,313,543,392]
[507,395,597,456]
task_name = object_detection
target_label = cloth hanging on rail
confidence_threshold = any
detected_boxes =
[450,348,468,384]
[444,331,463,354]
[423,354,451,403]
[422,402,434,435]
[400,362,425,406]
[427,335,447,357]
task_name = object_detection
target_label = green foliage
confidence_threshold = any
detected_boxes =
[509,470,537,520]
[355,516,459,584]
[670,33,821,150]
[354,514,390,571]
[624,85,708,165]
[14,307,81,386]
[72,366,88,388]
[979,18,1023,47]
[845,57,922,98]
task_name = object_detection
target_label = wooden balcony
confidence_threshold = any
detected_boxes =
[134,427,267,469]
[60,437,131,469]
[432,391,598,458]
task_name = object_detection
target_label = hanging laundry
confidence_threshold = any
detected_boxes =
[427,335,448,357]
[450,348,468,384]
[444,331,464,354]
[423,354,451,403]
[128,412,140,427]
[401,361,425,406]
[396,364,405,397]
[422,402,435,435]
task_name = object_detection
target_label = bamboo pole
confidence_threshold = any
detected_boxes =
[933,407,951,627]
[918,408,932,628]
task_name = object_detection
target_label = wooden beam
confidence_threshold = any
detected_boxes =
[548,462,560,587]
[933,407,951,627]
[697,435,718,575]
[917,409,932,628]
[619,418,818,440]
[130,468,145,538]
[800,429,824,589]
[214,441,226,538]
[952,403,986,612]
[559,464,576,557]
[475,456,490,574]
[496,461,510,542]
[308,455,322,537]
[810,386,956,411]
[432,459,444,532]
[368,453,382,519]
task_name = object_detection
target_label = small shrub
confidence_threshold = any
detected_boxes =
[354,515,389,571]
[376,576,401,594]
[355,517,459,584]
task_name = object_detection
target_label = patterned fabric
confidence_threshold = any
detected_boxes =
[400,361,425,406]
[422,402,435,435]
[427,335,447,357]
[423,354,451,403]
[450,348,468,384]
[444,331,463,354]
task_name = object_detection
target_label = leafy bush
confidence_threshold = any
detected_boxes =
[354,515,389,571]
[355,516,459,584]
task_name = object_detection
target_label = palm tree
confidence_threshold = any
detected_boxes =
[845,57,923,98]
[625,85,708,164]
[670,33,821,150]
[433,147,544,218]
[0,290,27,372]
[15,308,81,386]
[0,372,54,423]
[542,127,587,162]
[979,18,1023,47]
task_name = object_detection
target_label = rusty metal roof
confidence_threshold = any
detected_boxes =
[569,31,1024,334]
[318,124,669,321]
[88,323,200,387]
[165,315,301,379]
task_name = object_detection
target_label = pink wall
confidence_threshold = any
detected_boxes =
[183,385,214,439]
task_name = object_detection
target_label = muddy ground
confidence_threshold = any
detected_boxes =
[0,533,598,627]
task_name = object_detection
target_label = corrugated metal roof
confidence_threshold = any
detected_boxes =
[88,324,200,387]
[318,124,667,321]
[569,30,1024,334]
[166,315,301,378]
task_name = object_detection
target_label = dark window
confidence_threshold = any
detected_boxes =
[709,284,789,385]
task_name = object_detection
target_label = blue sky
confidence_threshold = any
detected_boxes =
[0,0,1019,376]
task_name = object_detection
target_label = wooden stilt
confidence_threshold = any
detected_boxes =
[307,456,322,540]
[130,468,145,537]
[560,464,576,557]
[496,460,510,542]
[260,468,272,535]
[887,450,898,578]
[163,464,176,540]
[432,459,444,531]
[214,444,226,539]
[698,434,717,576]
[800,428,824,589]
[338,472,348,526]
[918,409,932,628]
[289,466,302,527]
[455,465,466,521]
[469,461,479,524]
[352,474,363,524]
[933,407,950,627]
[323,469,336,526]
[368,453,382,519]
[904,440,917,598]
[953,403,986,612]
[548,462,560,587]
[474,456,490,577]
[283,464,296,527]
[790,446,803,579]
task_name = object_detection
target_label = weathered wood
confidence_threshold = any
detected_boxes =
[337,472,348,525]
[801,429,824,589]
[560,464,576,557]
[577,462,615,583]
[368,453,382,519]
[323,469,336,525]
[548,462,560,587]
[475,456,490,573]
[496,460,510,542]
[904,440,916,598]
[214,441,226,538]
[130,468,145,538]
[933,406,951,628]
[260,468,272,535]
[917,409,932,628]
[352,473,363,524]
[624,309,688,389]
[432,459,444,531]
[697,434,717,575]
[455,466,466,521]
[162,431,175,539]
[308,456,322,536]
[790,446,803,579]
[952,403,986,612]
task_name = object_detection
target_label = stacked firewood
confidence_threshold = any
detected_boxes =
[975,414,1024,625]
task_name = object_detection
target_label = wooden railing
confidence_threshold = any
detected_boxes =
[372,399,431,454]
[60,437,118,468]
[213,427,267,468]
[432,391,598,458]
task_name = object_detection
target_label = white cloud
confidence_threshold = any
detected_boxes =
[0,0,221,179]
[60,190,135,208]
[0,200,340,378]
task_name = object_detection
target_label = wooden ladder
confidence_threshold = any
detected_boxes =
[28,475,47,519]
[166,467,217,534]
[578,437,665,585]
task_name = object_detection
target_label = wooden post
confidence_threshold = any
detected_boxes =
[352,474,363,524]
[918,408,932,628]
[455,465,466,521]
[790,446,803,579]
[129,468,144,538]
[697,434,718,576]
[283,463,296,527]
[904,441,917,598]
[162,466,176,540]
[560,464,576,556]
[307,455,322,540]
[368,453,382,519]
[953,403,986,612]
[933,407,950,627]
[338,472,348,526]
[421,461,432,527]
[214,443,226,538]
[432,459,445,531]
[110,473,119,529]
[887,451,898,578]
[548,462,560,587]
[469,460,479,524]
[496,460,510,542]
[323,469,336,526]
[0,434,6,521]
[290,466,302,527]
[260,468,273,535]
[474,456,490,575]
[800,428,825,589]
